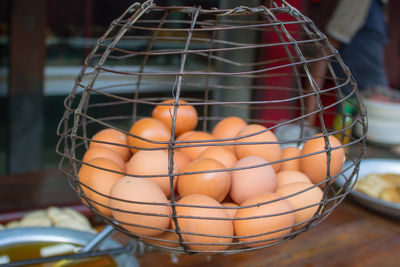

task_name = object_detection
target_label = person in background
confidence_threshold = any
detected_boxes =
[306,0,389,125]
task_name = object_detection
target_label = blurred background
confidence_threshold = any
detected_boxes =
[0,0,399,176]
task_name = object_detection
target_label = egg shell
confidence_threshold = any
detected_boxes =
[300,134,345,186]
[89,128,131,161]
[276,170,312,188]
[212,116,247,151]
[173,150,192,173]
[177,131,216,160]
[280,146,301,171]
[234,192,295,248]
[174,194,234,251]
[178,158,231,202]
[198,146,238,169]
[152,99,198,136]
[275,182,323,229]
[82,146,126,170]
[128,118,171,154]
[141,230,180,248]
[126,150,177,197]
[109,176,171,237]
[221,202,239,218]
[230,156,277,205]
[234,124,281,172]
[78,158,124,217]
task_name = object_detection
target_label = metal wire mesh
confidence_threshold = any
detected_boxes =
[56,0,367,255]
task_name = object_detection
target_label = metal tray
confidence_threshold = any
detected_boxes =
[337,158,400,218]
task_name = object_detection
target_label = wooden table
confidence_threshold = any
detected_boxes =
[0,165,399,267]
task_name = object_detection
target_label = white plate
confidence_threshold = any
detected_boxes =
[336,158,400,218]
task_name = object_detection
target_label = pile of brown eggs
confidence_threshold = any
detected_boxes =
[78,99,345,251]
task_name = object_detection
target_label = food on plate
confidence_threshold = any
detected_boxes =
[126,150,177,197]
[109,177,171,237]
[234,192,295,248]
[354,173,400,203]
[2,207,95,233]
[89,128,131,161]
[173,194,234,251]
[152,99,198,136]
[280,146,301,171]
[78,158,124,216]
[212,116,247,151]
[234,124,281,172]
[128,117,171,154]
[300,134,345,186]
[178,158,231,202]
[230,156,277,205]
[275,182,323,228]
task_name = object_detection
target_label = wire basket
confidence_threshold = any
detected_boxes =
[57,0,367,255]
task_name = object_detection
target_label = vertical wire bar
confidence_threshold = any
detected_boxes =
[132,10,170,123]
[168,7,202,254]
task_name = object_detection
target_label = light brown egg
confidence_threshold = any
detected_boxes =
[152,99,198,136]
[78,158,124,217]
[198,146,238,169]
[89,128,131,161]
[178,158,231,202]
[172,150,191,173]
[177,131,215,160]
[300,134,345,186]
[174,194,234,251]
[126,150,176,197]
[280,146,301,171]
[234,124,281,172]
[128,118,171,154]
[230,156,277,205]
[212,116,247,150]
[275,182,323,229]
[276,170,312,188]
[109,176,171,237]
[82,146,125,170]
[234,192,295,248]
[221,202,239,218]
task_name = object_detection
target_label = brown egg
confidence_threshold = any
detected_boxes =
[276,170,312,188]
[212,116,247,150]
[230,156,277,205]
[128,118,171,154]
[175,131,194,142]
[126,150,176,197]
[141,230,180,248]
[109,176,171,237]
[275,182,323,229]
[300,134,345,186]
[280,146,301,171]
[173,150,191,173]
[234,192,295,248]
[82,146,125,170]
[152,99,198,136]
[234,124,281,172]
[178,158,231,202]
[78,158,124,217]
[174,194,233,251]
[221,202,239,218]
[177,131,215,160]
[198,146,238,169]
[89,128,131,161]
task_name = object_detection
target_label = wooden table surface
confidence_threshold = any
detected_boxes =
[0,164,399,267]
